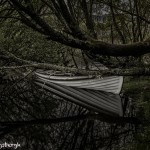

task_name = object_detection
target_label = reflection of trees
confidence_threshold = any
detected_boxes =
[0,72,138,150]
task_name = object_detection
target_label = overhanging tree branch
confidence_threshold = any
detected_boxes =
[0,49,150,76]
[5,0,150,57]
[0,114,141,126]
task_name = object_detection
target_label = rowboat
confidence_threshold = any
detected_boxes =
[35,71,123,117]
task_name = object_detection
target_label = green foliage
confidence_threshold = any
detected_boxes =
[123,77,150,149]
[0,20,69,65]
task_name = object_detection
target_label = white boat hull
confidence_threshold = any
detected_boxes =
[35,72,123,117]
